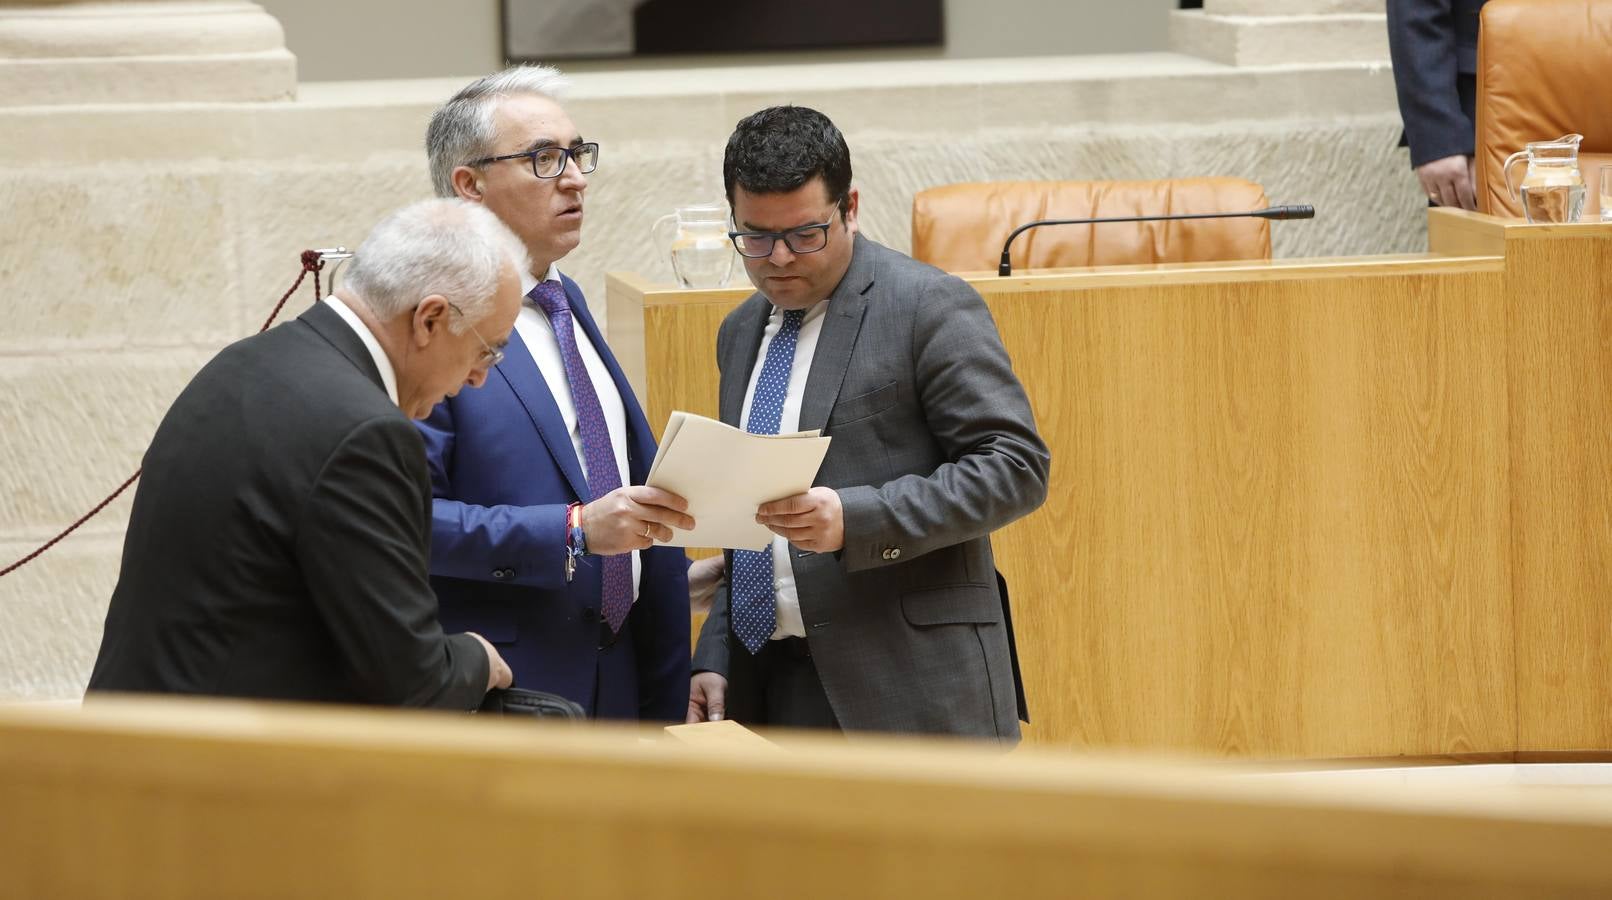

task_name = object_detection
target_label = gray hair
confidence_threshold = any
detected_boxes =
[427,64,571,199]
[343,198,530,333]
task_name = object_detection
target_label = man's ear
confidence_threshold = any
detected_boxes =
[413,295,452,348]
[842,187,860,236]
[450,166,483,202]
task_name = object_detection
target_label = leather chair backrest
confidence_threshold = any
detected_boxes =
[911,177,1271,273]
[1474,0,1612,217]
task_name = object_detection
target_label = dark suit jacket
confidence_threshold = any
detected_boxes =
[415,274,690,722]
[693,235,1050,740]
[88,301,490,708]
[1389,0,1487,166]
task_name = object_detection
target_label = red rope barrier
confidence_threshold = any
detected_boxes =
[0,251,327,579]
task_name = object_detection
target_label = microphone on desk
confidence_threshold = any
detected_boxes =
[997,205,1316,276]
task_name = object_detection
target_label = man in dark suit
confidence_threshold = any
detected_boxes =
[418,66,717,722]
[686,106,1051,740]
[89,198,523,708]
[1389,0,1489,209]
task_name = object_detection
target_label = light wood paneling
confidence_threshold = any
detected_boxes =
[4,697,1612,899]
[1426,207,1507,257]
[988,266,1512,756]
[631,253,1518,758]
[1504,222,1612,752]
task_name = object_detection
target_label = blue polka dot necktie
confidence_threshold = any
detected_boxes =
[730,308,807,655]
[532,281,632,634]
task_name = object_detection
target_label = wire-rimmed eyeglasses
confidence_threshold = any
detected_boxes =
[468,142,600,179]
[446,301,505,368]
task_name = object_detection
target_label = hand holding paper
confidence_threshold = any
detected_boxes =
[583,485,694,555]
[755,486,844,553]
[646,412,831,550]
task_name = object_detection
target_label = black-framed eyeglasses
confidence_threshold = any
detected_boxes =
[728,219,833,258]
[468,142,599,179]
[445,301,505,368]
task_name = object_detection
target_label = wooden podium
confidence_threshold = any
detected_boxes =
[607,209,1612,761]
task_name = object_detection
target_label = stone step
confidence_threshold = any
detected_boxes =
[1171,10,1389,67]
[0,0,295,105]
[1206,0,1384,15]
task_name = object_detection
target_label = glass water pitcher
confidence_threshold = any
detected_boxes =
[653,202,735,289]
[1504,133,1586,224]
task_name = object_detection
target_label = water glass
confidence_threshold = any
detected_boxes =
[1601,165,1612,222]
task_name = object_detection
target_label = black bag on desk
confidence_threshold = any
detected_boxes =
[477,688,586,721]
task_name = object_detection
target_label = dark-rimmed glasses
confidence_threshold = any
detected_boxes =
[446,301,505,368]
[468,142,599,179]
[728,219,834,258]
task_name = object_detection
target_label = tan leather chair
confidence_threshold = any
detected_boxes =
[911,177,1271,273]
[1474,0,1612,217]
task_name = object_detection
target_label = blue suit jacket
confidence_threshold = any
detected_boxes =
[416,274,690,722]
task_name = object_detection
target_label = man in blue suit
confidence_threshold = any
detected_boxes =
[418,66,714,721]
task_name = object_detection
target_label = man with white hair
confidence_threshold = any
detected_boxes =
[417,66,712,722]
[89,198,522,708]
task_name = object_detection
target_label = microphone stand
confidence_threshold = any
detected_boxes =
[997,205,1315,276]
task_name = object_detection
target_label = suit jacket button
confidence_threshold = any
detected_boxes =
[581,608,598,623]
[880,548,891,560]
[889,548,901,560]
[491,569,507,580]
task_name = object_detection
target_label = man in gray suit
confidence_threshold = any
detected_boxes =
[686,106,1050,740]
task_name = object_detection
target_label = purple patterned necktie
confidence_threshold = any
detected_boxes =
[730,308,806,654]
[532,280,632,634]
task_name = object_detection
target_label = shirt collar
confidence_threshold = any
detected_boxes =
[322,296,399,407]
[770,297,830,325]
[519,263,562,301]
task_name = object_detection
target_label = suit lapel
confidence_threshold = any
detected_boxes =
[493,325,590,502]
[720,296,771,428]
[798,234,876,433]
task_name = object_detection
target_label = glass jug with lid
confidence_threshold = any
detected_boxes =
[652,202,735,289]
[1504,133,1586,224]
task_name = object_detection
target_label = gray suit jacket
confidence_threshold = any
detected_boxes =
[693,234,1051,739]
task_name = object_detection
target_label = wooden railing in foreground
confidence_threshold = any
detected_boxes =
[607,208,1612,760]
[2,697,1610,898]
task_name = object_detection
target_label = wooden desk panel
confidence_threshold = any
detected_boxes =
[988,267,1511,756]
[1502,223,1612,752]
[626,252,1517,759]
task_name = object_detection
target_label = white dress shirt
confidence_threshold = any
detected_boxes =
[323,296,399,407]
[517,266,641,600]
[738,298,830,640]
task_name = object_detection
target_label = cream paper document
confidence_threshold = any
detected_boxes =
[646,411,832,550]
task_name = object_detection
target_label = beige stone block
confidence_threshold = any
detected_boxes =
[0,534,120,701]
[1208,0,1382,14]
[568,93,730,147]
[1171,10,1389,67]
[0,349,213,539]
[719,84,981,139]
[0,166,241,351]
[221,155,435,334]
[0,51,296,106]
[975,64,1396,132]
[0,0,296,106]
